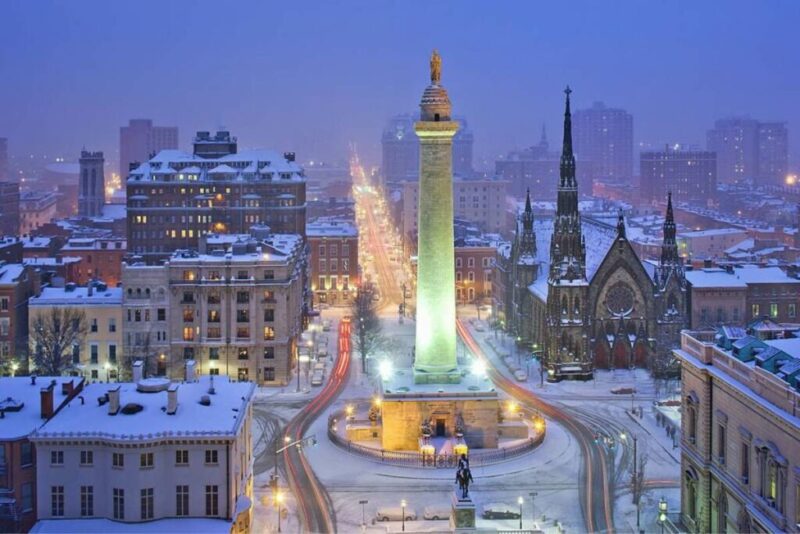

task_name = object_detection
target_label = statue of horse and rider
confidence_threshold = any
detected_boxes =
[455,454,474,499]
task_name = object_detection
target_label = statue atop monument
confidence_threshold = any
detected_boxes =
[430,49,442,85]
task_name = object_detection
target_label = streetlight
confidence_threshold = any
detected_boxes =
[276,490,284,533]
[621,432,641,529]
[517,496,523,529]
[529,491,538,528]
[358,499,369,528]
[658,497,668,534]
[10,361,18,377]
[103,362,110,382]
[401,499,407,532]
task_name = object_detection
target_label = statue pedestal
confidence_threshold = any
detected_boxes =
[450,492,476,532]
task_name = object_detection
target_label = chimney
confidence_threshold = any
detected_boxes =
[132,360,144,383]
[185,360,197,383]
[108,386,121,415]
[166,384,179,415]
[87,282,93,297]
[60,380,74,397]
[40,383,55,419]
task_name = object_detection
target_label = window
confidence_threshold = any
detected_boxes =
[183,270,196,281]
[264,347,275,359]
[176,450,189,465]
[176,485,189,517]
[21,483,33,512]
[209,348,220,360]
[237,309,250,322]
[112,452,124,468]
[182,291,194,303]
[342,244,350,256]
[456,272,462,282]
[72,344,80,364]
[770,303,778,318]
[157,308,166,321]
[733,307,740,322]
[741,442,750,483]
[90,318,98,332]
[80,450,93,466]
[467,257,475,268]
[109,318,117,332]
[140,488,154,520]
[342,259,349,273]
[109,344,117,364]
[205,449,219,464]
[264,367,276,381]
[238,348,249,360]
[318,276,326,290]
[236,326,250,338]
[113,488,125,520]
[51,486,64,517]
[90,345,99,364]
[264,309,274,322]
[264,327,275,341]
[330,258,338,272]
[236,291,249,304]
[319,259,327,273]
[51,450,64,465]
[80,486,94,517]
[318,244,326,256]
[717,424,726,465]
[330,244,338,256]
[205,485,219,516]
[455,257,462,268]
[789,303,797,319]
[237,270,249,280]
[264,270,275,280]
[183,347,195,360]
[183,327,194,341]
[0,297,8,310]
[752,304,760,317]
[20,442,32,466]
[140,452,154,468]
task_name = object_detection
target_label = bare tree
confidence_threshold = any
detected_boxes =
[30,307,87,376]
[632,449,649,523]
[352,283,383,375]
[122,328,159,380]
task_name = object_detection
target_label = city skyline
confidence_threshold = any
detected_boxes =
[0,1,798,170]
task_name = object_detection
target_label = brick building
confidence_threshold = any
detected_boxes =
[0,264,36,370]
[307,220,358,307]
[61,237,126,287]
[455,238,496,304]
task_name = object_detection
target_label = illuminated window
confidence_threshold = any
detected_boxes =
[264,327,275,341]
[183,327,194,341]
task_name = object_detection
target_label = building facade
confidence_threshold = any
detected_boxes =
[573,101,633,185]
[60,237,126,287]
[78,151,105,218]
[19,192,57,235]
[0,376,85,533]
[122,233,304,385]
[126,130,306,264]
[28,283,123,382]
[0,181,20,236]
[455,239,496,304]
[756,122,789,188]
[640,145,717,205]
[0,137,7,181]
[0,264,35,370]
[676,328,800,533]
[119,119,179,177]
[307,220,358,307]
[29,376,254,532]
[707,117,789,187]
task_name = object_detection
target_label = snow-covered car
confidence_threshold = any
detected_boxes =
[322,320,332,332]
[310,372,324,387]
[423,506,450,520]
[376,507,417,521]
[481,503,520,520]
[514,370,527,381]
[474,323,485,332]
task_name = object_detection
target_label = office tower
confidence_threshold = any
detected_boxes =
[0,181,20,236]
[640,145,717,205]
[707,117,759,185]
[756,122,788,187]
[573,101,633,185]
[78,150,105,217]
[119,119,179,176]
[0,137,8,181]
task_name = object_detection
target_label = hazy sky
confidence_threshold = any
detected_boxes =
[1,0,798,171]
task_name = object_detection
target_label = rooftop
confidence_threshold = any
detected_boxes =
[30,285,122,306]
[31,517,231,533]
[680,228,748,238]
[32,375,254,442]
[0,376,82,440]
[0,263,26,285]
[685,265,799,288]
[307,219,358,238]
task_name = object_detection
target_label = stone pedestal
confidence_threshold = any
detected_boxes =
[450,492,476,532]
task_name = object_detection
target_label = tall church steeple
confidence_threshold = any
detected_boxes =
[660,192,680,267]
[550,86,586,281]
[518,188,537,258]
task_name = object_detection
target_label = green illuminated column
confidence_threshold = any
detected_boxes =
[413,51,460,383]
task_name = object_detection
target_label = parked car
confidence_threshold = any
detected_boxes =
[310,372,324,387]
[514,370,527,381]
[423,505,450,520]
[322,320,332,332]
[482,503,520,520]
[376,507,417,521]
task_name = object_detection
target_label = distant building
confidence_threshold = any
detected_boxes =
[307,220,359,307]
[43,162,80,218]
[122,232,304,385]
[401,177,508,244]
[640,145,716,205]
[381,114,473,185]
[0,137,7,181]
[0,376,85,533]
[677,228,749,261]
[495,127,563,199]
[61,237,127,287]
[28,282,123,381]
[119,119,179,177]
[19,191,57,235]
[573,101,633,185]
[126,130,306,264]
[707,117,788,186]
[455,237,497,304]
[0,181,20,236]
[0,264,36,368]
[685,265,800,328]
[676,327,800,533]
[29,375,253,532]
[78,151,105,218]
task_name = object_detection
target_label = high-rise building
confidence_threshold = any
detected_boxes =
[640,145,716,205]
[706,117,788,186]
[119,119,179,176]
[0,137,8,181]
[126,130,306,264]
[0,181,20,236]
[756,122,789,187]
[495,126,564,199]
[381,113,473,185]
[78,150,105,217]
[573,101,633,185]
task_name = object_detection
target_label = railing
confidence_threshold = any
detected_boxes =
[327,412,544,468]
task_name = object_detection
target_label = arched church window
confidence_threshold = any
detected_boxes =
[606,283,634,315]
[561,296,567,315]
[574,296,580,315]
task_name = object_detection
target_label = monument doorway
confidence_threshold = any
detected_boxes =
[435,419,446,437]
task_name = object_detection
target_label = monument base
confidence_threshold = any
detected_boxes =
[450,492,476,532]
[380,368,499,451]
[413,368,462,384]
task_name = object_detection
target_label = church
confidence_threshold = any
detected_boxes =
[496,88,687,381]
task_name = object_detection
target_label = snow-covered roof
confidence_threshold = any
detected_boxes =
[21,236,52,248]
[307,220,358,238]
[680,228,748,238]
[101,203,126,220]
[30,517,232,533]
[30,286,123,306]
[0,264,26,284]
[686,265,799,289]
[0,377,82,440]
[32,376,254,442]
[24,256,82,266]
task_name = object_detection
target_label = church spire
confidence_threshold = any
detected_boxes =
[617,208,626,238]
[525,187,532,213]
[539,123,548,149]
[660,191,680,267]
[560,86,576,189]
[519,188,537,257]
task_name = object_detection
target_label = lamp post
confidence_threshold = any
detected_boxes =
[104,362,110,382]
[401,499,407,532]
[10,361,18,377]
[517,496,523,530]
[358,499,368,528]
[529,491,538,528]
[658,497,668,534]
[621,431,640,529]
[276,491,284,533]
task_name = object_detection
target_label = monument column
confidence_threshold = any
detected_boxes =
[414,50,460,383]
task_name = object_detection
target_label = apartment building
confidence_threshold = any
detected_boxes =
[307,219,359,306]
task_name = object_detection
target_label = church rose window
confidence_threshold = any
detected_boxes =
[606,283,635,315]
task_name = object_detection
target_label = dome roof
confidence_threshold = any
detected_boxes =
[419,84,452,121]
